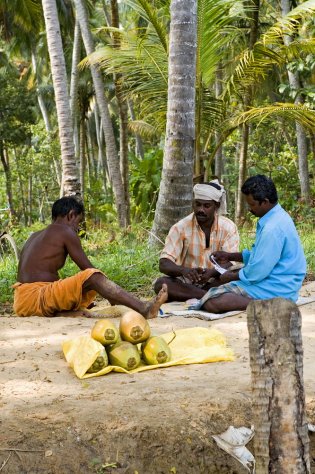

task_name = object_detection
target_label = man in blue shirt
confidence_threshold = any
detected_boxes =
[189,175,306,313]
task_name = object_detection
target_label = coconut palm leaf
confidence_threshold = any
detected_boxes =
[261,0,315,46]
[198,0,246,85]
[0,0,43,34]
[224,1,315,94]
[128,120,159,139]
[124,0,168,52]
[230,103,315,131]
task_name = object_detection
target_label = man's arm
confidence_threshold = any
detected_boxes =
[239,227,284,284]
[159,258,217,284]
[64,229,95,270]
[211,251,243,264]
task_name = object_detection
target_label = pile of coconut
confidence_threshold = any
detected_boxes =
[87,311,172,373]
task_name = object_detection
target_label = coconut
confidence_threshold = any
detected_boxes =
[119,310,150,344]
[87,347,108,373]
[91,319,119,346]
[141,336,172,365]
[108,341,141,370]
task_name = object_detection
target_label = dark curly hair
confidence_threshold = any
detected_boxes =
[241,175,278,204]
[52,196,84,220]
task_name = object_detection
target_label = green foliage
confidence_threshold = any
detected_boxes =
[129,148,163,220]
[0,71,36,146]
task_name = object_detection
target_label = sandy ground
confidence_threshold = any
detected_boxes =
[1,283,315,473]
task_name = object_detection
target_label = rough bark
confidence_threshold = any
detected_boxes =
[42,0,81,197]
[69,17,81,161]
[247,298,310,473]
[72,0,128,227]
[150,0,197,242]
[281,0,310,202]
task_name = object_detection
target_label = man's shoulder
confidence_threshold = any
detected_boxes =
[170,213,194,231]
[217,215,238,232]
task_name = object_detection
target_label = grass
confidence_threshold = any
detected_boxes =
[0,222,314,305]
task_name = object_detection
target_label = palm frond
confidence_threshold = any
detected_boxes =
[230,103,315,130]
[199,0,246,84]
[261,0,315,46]
[82,26,168,133]
[224,0,315,97]
[124,0,168,52]
[128,120,160,139]
[11,0,43,33]
[285,38,315,61]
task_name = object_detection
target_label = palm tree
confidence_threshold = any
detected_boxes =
[150,0,198,240]
[42,0,80,196]
[235,0,260,225]
[281,0,310,203]
[72,0,128,227]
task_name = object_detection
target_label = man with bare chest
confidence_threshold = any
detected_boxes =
[154,181,239,302]
[14,197,167,318]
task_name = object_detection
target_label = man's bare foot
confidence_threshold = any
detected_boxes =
[144,284,168,319]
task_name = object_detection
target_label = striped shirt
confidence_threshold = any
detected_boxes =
[160,212,239,269]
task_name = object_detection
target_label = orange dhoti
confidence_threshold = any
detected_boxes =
[13,268,103,317]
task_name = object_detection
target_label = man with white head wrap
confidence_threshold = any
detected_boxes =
[154,179,240,302]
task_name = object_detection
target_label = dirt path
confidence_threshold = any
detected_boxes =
[1,283,315,473]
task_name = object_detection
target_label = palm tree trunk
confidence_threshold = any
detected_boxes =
[31,50,62,186]
[72,0,128,227]
[32,52,51,132]
[128,100,144,159]
[235,0,260,225]
[70,17,81,161]
[0,144,16,220]
[110,0,130,225]
[79,113,86,199]
[214,66,224,179]
[281,0,310,203]
[42,0,80,197]
[13,149,27,225]
[151,0,197,242]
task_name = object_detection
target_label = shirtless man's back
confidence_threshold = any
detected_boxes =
[14,196,167,318]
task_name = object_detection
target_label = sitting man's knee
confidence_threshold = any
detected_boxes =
[154,277,168,294]
[203,298,220,313]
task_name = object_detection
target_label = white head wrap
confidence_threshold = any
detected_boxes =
[193,179,227,215]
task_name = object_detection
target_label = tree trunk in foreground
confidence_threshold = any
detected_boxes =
[247,298,310,473]
[151,0,197,243]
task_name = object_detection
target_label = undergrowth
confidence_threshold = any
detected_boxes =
[0,222,314,305]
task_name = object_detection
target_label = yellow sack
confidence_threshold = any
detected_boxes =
[62,327,234,379]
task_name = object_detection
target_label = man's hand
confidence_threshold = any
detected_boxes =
[197,268,217,284]
[211,250,243,264]
[181,267,205,284]
[219,270,240,284]
[211,251,231,265]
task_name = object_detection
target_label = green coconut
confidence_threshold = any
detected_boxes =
[108,341,141,370]
[119,310,151,344]
[87,347,108,373]
[91,319,119,346]
[141,336,172,365]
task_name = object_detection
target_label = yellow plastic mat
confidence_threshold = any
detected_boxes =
[62,327,234,379]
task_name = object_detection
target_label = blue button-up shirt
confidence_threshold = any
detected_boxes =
[231,203,306,302]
